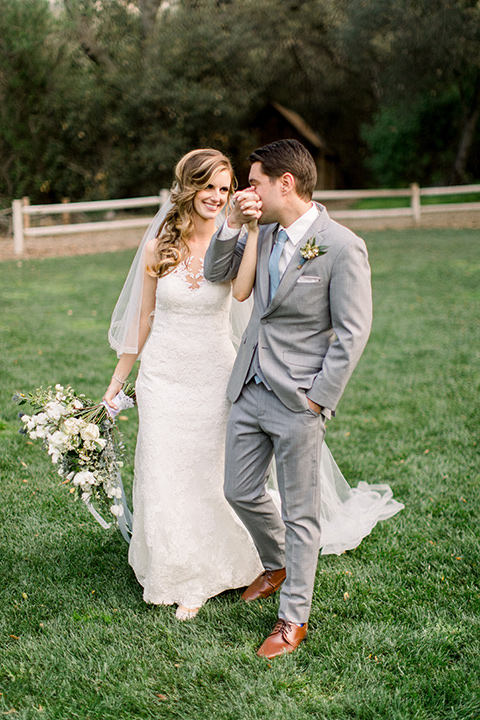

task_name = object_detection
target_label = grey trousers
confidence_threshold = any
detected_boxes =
[224,380,325,623]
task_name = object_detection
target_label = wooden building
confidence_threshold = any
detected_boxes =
[249,102,339,190]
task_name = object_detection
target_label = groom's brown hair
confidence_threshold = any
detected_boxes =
[248,139,317,201]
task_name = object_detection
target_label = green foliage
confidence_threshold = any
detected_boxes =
[361,91,463,187]
[0,0,131,205]
[347,0,480,186]
[0,231,479,718]
[1,0,480,206]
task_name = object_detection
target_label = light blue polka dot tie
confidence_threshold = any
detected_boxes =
[268,229,288,301]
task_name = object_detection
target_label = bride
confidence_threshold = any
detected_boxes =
[104,148,403,621]
[104,149,263,619]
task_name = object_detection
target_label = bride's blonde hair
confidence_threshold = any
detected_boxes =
[151,148,236,278]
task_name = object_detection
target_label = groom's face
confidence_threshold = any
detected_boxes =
[248,162,284,225]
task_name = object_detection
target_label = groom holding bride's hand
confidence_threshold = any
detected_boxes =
[204,139,372,658]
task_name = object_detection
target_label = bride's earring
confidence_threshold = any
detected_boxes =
[175,605,200,621]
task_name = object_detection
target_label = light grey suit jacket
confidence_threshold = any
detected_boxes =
[204,204,372,415]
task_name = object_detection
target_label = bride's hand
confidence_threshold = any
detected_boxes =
[228,188,262,229]
[103,376,124,410]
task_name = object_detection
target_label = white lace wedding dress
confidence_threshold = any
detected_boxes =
[128,256,404,608]
[129,257,263,608]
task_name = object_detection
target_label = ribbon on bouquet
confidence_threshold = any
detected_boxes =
[102,389,135,419]
[84,471,133,543]
[113,470,134,543]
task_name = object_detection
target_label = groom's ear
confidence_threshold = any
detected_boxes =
[280,172,296,195]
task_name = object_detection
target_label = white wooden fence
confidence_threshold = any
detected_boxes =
[313,182,480,222]
[12,190,170,255]
[11,182,480,255]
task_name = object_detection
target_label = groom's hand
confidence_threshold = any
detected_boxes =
[227,187,262,229]
[307,398,322,415]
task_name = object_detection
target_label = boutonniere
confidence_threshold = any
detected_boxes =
[298,237,327,268]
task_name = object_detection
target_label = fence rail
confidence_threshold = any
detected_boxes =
[11,191,170,255]
[11,183,480,255]
[313,182,480,225]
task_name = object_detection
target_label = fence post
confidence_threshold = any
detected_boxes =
[22,197,30,229]
[159,189,169,208]
[62,197,71,224]
[12,200,24,255]
[411,183,421,224]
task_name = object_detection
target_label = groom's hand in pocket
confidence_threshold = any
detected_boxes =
[307,398,322,415]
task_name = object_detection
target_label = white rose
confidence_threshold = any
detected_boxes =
[49,449,61,464]
[80,423,100,442]
[45,401,64,421]
[34,426,49,440]
[63,417,80,436]
[110,504,124,517]
[95,438,107,450]
[49,430,68,448]
[22,415,37,432]
[35,412,49,426]
[73,470,96,487]
[73,399,84,410]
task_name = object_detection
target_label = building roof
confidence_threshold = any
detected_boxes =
[272,102,331,153]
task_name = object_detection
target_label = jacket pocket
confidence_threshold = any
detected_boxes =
[283,351,321,371]
[296,275,322,284]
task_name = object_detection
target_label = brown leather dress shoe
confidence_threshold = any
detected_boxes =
[240,567,286,602]
[257,619,307,659]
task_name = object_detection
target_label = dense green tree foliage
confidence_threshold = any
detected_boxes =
[343,0,480,186]
[1,0,479,208]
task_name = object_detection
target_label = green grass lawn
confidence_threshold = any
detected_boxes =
[1,229,479,719]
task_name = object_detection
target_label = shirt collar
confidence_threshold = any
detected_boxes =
[279,203,320,246]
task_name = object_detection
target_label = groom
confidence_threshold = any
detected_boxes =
[204,139,372,658]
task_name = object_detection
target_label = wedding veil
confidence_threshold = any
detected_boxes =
[108,196,172,356]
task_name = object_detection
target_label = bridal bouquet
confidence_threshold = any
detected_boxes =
[14,383,135,539]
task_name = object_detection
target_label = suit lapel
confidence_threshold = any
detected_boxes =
[263,209,329,316]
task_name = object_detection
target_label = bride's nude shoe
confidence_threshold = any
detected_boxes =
[175,605,200,621]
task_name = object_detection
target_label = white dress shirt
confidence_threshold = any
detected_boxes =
[276,203,320,277]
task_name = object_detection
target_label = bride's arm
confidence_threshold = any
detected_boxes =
[232,221,259,302]
[104,241,157,408]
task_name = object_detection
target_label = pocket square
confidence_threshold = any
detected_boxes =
[297,276,321,284]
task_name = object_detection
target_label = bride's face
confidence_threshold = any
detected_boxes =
[193,168,231,221]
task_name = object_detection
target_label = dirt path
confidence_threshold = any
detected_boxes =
[0,227,143,262]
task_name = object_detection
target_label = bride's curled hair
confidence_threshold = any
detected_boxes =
[150,149,236,278]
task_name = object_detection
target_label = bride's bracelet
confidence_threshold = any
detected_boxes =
[112,374,126,386]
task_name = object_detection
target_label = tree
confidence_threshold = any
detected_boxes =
[340,0,480,185]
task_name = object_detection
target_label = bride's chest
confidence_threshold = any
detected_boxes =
[155,259,231,315]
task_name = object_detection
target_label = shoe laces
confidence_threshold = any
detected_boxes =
[271,618,294,640]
